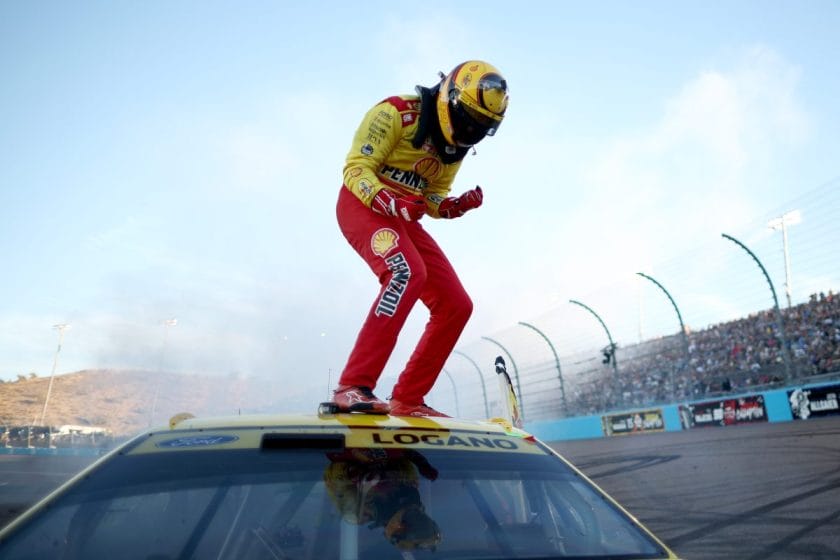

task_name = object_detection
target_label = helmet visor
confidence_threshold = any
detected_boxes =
[446,72,507,147]
[449,101,500,147]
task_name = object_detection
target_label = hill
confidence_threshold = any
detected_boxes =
[0,369,302,437]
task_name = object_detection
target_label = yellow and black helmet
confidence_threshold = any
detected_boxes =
[437,60,509,147]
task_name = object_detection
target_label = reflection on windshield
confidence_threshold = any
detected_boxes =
[324,448,441,551]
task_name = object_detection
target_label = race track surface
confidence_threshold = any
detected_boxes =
[551,416,840,559]
[0,454,95,529]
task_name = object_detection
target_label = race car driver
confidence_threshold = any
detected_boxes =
[332,60,509,417]
[324,448,441,551]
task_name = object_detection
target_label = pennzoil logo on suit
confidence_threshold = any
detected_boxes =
[375,253,411,317]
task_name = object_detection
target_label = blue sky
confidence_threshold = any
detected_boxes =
[1,2,838,413]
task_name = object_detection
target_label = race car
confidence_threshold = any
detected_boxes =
[0,411,678,559]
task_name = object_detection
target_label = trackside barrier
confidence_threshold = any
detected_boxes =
[525,379,840,442]
[526,415,604,442]
[764,389,794,422]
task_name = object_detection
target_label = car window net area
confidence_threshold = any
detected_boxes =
[0,446,668,559]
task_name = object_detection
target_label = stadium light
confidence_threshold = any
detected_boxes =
[767,210,801,308]
[39,323,70,427]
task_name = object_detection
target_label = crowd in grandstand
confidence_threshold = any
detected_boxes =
[571,291,840,415]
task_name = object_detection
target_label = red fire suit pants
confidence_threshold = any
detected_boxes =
[336,186,473,405]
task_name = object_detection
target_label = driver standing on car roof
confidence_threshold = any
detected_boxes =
[332,60,509,417]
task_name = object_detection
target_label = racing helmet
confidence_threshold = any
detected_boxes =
[436,60,509,147]
[384,504,442,551]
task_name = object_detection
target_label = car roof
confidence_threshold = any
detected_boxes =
[116,412,541,457]
[164,412,529,435]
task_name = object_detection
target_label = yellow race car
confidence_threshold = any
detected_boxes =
[0,412,678,559]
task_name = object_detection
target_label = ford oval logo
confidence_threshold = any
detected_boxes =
[156,435,239,448]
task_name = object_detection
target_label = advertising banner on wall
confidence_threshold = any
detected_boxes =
[602,409,665,436]
[788,384,840,420]
[680,395,768,428]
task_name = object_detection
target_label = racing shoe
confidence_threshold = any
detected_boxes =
[332,385,390,414]
[388,399,450,418]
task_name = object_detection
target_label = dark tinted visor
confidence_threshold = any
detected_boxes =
[450,102,499,147]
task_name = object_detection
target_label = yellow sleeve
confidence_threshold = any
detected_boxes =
[343,102,404,207]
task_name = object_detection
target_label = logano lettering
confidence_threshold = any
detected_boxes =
[372,432,518,450]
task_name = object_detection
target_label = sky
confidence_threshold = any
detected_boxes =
[1,1,839,414]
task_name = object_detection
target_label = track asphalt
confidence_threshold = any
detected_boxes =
[552,416,840,559]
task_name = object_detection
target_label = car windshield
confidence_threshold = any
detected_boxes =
[0,436,668,560]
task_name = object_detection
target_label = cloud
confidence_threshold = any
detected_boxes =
[569,46,807,272]
[374,16,465,90]
[213,90,354,200]
[459,45,812,347]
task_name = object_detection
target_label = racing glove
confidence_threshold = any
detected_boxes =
[371,189,426,222]
[437,186,483,219]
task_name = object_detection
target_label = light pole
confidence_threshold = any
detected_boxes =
[149,318,177,427]
[518,321,568,416]
[636,272,689,401]
[569,300,621,406]
[722,233,793,382]
[451,350,490,417]
[39,323,70,427]
[441,368,461,417]
[767,210,801,308]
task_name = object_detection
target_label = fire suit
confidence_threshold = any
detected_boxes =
[337,91,473,405]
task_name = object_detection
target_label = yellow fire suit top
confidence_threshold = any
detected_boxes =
[343,95,463,219]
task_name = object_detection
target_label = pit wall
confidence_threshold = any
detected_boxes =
[525,379,839,442]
